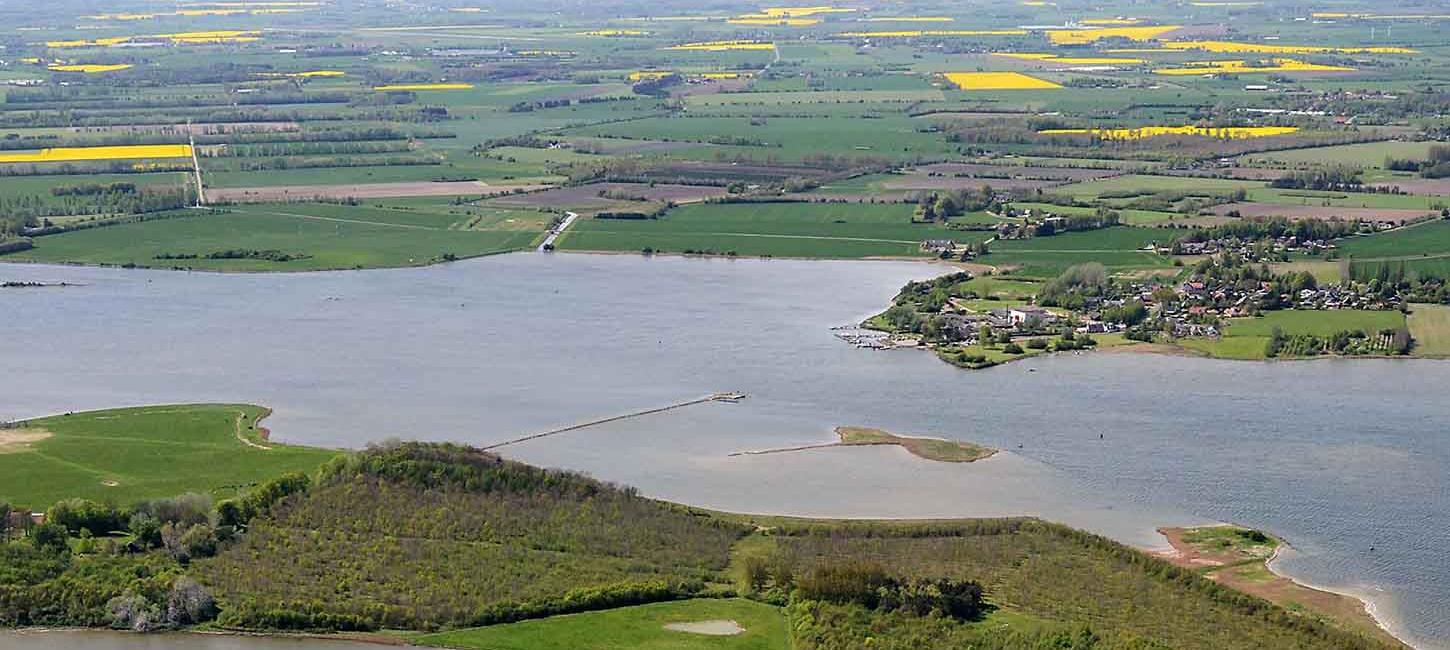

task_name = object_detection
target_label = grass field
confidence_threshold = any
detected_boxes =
[557,202,991,258]
[1408,304,1450,357]
[987,250,1175,278]
[1337,219,1450,259]
[1057,174,1260,199]
[991,226,1170,252]
[1178,309,1406,360]
[1242,141,1441,168]
[0,404,335,510]
[416,599,788,650]
[4,203,548,271]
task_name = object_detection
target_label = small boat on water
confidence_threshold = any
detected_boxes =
[713,392,747,403]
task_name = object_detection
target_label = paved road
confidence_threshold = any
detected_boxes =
[538,211,579,251]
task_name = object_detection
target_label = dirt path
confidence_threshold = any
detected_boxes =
[233,408,272,450]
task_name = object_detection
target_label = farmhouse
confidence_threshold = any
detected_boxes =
[1008,306,1054,326]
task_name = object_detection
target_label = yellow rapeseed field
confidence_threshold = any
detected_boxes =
[49,63,134,73]
[374,83,475,91]
[0,144,193,164]
[728,17,820,25]
[628,71,674,81]
[759,6,854,17]
[701,72,749,79]
[945,71,1062,90]
[838,29,1026,37]
[1153,58,1355,75]
[994,53,1144,64]
[665,40,775,51]
[1047,25,1180,45]
[1161,40,1416,54]
[48,30,261,48]
[1306,12,1450,18]
[857,17,954,22]
[578,29,651,36]
[1038,125,1298,140]
[177,2,318,6]
[260,70,345,78]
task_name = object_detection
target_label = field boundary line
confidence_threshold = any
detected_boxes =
[243,209,444,231]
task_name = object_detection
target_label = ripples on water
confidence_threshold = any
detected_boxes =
[1,254,1446,648]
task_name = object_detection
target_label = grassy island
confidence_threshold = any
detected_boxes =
[834,426,996,462]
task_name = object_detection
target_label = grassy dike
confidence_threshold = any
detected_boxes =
[0,405,1403,650]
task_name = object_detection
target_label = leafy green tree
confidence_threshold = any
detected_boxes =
[30,522,69,554]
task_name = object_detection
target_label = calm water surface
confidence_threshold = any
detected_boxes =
[0,630,383,649]
[2,253,1446,649]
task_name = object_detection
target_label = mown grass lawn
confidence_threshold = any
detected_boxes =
[0,404,336,510]
[557,202,992,258]
[416,599,787,650]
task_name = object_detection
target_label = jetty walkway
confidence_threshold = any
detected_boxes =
[482,392,746,451]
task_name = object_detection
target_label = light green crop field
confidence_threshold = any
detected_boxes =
[3,203,548,271]
[1408,304,1450,357]
[564,116,962,160]
[991,226,1170,252]
[557,202,992,258]
[1241,142,1442,168]
[1181,310,1407,360]
[1057,175,1262,199]
[0,404,336,510]
[1228,309,1406,338]
[416,599,788,650]
[1338,220,1450,259]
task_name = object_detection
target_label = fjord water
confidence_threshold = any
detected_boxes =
[2,253,1447,649]
[0,630,385,650]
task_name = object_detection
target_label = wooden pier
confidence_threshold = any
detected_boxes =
[481,392,747,451]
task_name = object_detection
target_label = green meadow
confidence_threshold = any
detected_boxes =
[558,202,992,258]
[3,203,548,271]
[0,404,336,509]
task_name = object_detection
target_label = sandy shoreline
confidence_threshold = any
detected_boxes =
[1265,547,1418,650]
[1152,525,1415,650]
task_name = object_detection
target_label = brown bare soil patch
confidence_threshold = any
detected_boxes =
[0,428,52,453]
[483,183,727,211]
[670,78,752,97]
[209,181,547,203]
[639,160,831,181]
[1208,202,1432,224]
[1371,178,1450,196]
[882,176,1061,191]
